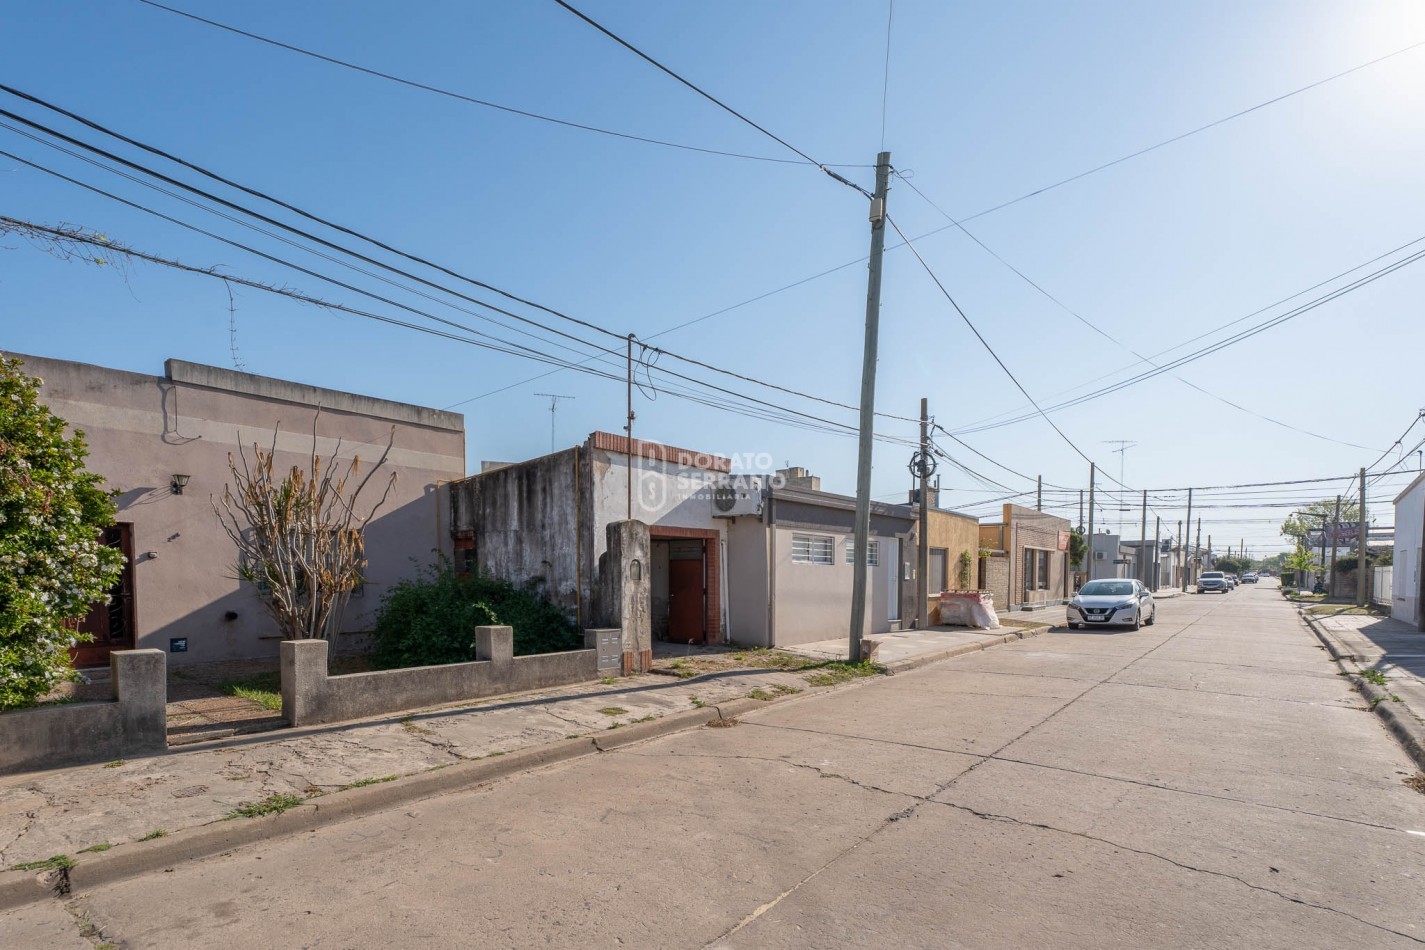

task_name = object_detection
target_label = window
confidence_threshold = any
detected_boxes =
[844,538,880,566]
[1023,548,1052,593]
[1038,550,1050,590]
[792,533,835,564]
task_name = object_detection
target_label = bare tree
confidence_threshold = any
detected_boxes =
[215,415,397,652]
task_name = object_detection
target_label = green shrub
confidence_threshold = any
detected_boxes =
[372,564,579,669]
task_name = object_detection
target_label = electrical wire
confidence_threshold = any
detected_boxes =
[128,0,813,166]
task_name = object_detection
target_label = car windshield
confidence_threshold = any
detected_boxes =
[1201,572,1224,579]
[1080,581,1134,596]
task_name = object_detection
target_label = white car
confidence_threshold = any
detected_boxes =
[1067,579,1156,630]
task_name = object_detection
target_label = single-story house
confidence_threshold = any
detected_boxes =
[978,504,1073,611]
[1392,474,1424,627]
[20,352,465,667]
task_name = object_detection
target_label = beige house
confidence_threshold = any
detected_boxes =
[22,353,465,668]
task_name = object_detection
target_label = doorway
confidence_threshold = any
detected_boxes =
[652,537,706,643]
[71,523,136,669]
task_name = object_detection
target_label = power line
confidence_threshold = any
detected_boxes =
[879,0,895,151]
[894,171,1384,453]
[547,0,869,196]
[128,0,816,167]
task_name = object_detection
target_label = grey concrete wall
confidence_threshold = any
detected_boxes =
[281,629,598,727]
[1393,480,1423,625]
[725,515,771,647]
[0,650,167,775]
[19,352,465,667]
[448,447,585,620]
[592,521,652,672]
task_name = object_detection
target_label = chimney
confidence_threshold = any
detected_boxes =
[908,486,940,509]
[776,466,820,491]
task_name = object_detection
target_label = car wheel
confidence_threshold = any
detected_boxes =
[1130,613,1141,631]
[1069,622,1081,630]
[1145,607,1156,626]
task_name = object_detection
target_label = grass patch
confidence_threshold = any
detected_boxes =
[803,661,883,687]
[606,722,625,730]
[138,830,167,842]
[1360,668,1389,686]
[78,843,112,854]
[771,683,801,695]
[103,760,125,769]
[730,648,820,671]
[342,775,397,790]
[598,707,628,716]
[689,696,707,709]
[631,715,656,723]
[1306,604,1384,617]
[599,677,618,686]
[226,793,304,819]
[7,854,75,873]
[218,672,283,711]
[747,688,775,702]
[400,716,433,736]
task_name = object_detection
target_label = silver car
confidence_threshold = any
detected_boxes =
[1067,579,1156,630]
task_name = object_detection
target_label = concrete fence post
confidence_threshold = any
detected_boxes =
[112,648,167,755]
[281,639,330,727]
[474,625,514,668]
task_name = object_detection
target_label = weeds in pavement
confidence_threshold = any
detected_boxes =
[748,688,775,701]
[706,716,738,728]
[690,696,707,708]
[103,760,124,769]
[139,830,167,841]
[218,672,283,711]
[400,716,434,736]
[632,715,656,723]
[77,843,113,854]
[607,722,625,730]
[804,661,883,687]
[771,683,802,695]
[6,854,75,873]
[1360,669,1388,686]
[599,677,617,686]
[226,794,303,819]
[598,707,627,716]
[1405,774,1425,795]
[343,775,397,790]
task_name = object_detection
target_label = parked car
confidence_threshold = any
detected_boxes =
[1242,572,1258,583]
[1197,571,1229,593]
[1226,574,1239,588]
[1067,579,1156,630]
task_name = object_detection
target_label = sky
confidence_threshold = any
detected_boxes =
[3,0,1424,557]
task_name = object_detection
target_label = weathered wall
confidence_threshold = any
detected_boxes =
[979,553,1010,612]
[21,353,464,666]
[919,508,980,591]
[448,446,586,622]
[593,521,652,672]
[1004,504,1072,609]
[0,650,166,774]
[281,629,598,727]
[725,514,771,646]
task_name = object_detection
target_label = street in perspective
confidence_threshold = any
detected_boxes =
[4,2,1425,948]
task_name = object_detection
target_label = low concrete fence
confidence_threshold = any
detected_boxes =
[0,650,167,775]
[281,627,602,727]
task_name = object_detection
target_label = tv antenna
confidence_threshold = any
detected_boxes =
[1102,440,1136,533]
[534,393,576,452]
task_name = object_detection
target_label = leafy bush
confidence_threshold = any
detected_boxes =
[372,564,579,669]
[0,355,124,710]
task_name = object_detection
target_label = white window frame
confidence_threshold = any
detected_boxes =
[792,533,835,565]
[845,537,880,566]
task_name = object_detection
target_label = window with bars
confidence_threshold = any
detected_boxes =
[791,533,835,564]
[845,538,880,566]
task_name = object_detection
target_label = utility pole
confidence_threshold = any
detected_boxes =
[1078,490,1084,530]
[1195,520,1202,579]
[1139,489,1148,585]
[1176,519,1183,590]
[1329,496,1341,599]
[533,393,575,453]
[848,151,892,663]
[1182,489,1193,592]
[1357,467,1368,608]
[1085,463,1096,581]
[625,333,635,522]
[1036,475,1043,512]
[916,397,930,630]
[1153,516,1160,591]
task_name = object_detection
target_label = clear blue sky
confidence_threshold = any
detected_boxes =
[4,0,1424,554]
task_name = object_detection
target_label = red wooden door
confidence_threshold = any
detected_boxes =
[70,524,136,669]
[666,557,705,643]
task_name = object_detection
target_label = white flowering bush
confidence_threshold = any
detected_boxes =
[0,354,123,710]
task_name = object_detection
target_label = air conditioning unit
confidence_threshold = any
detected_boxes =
[1094,551,1106,560]
[711,476,764,518]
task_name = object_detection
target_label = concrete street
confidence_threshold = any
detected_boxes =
[16,582,1425,948]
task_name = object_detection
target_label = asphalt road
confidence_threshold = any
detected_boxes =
[14,582,1425,948]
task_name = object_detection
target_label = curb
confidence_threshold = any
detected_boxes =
[1299,610,1425,773]
[0,628,1052,910]
[881,624,1049,675]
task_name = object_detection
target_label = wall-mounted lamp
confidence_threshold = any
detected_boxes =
[171,473,191,495]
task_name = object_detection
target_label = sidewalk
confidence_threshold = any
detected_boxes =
[785,620,1049,665]
[1304,608,1425,769]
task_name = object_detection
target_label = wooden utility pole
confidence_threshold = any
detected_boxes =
[1195,520,1203,579]
[848,151,892,662]
[1182,489,1193,592]
[916,398,930,630]
[1357,468,1368,608]
[1329,495,1341,598]
[1152,516,1161,591]
[1139,489,1148,585]
[1085,463,1096,581]
[1176,519,1183,589]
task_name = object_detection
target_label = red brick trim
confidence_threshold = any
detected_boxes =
[649,526,722,645]
[589,431,732,473]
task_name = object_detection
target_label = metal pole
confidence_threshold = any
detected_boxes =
[625,333,634,522]
[1176,520,1183,589]
[1196,520,1203,580]
[1139,489,1148,585]
[1036,475,1042,512]
[1078,490,1084,529]
[1357,467,1368,608]
[848,151,892,662]
[916,397,929,630]
[1182,489,1193,592]
[1153,516,1160,591]
[1085,463,1096,581]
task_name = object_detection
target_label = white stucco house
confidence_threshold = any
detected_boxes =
[1391,473,1424,626]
